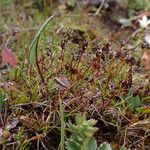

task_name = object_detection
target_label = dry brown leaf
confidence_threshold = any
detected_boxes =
[1,48,17,67]
[55,76,71,91]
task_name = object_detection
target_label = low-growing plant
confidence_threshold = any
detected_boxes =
[65,114,127,150]
[66,114,98,150]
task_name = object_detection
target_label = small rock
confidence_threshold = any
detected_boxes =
[6,118,19,130]
[144,34,150,46]
[11,26,19,36]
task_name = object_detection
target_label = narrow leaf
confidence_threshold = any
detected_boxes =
[29,15,54,64]
[136,106,150,114]
[0,90,4,113]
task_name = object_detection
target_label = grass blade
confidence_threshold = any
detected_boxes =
[0,90,4,113]
[29,15,54,64]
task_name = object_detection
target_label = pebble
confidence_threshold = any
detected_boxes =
[144,34,150,46]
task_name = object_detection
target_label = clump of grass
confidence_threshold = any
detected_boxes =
[0,26,133,149]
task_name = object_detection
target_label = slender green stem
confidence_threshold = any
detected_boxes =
[59,91,65,150]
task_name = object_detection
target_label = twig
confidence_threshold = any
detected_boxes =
[95,0,106,16]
